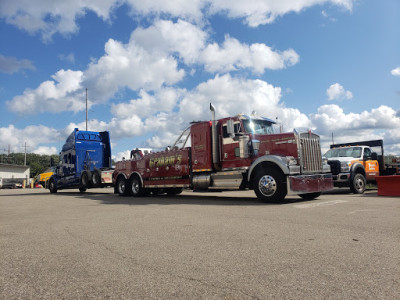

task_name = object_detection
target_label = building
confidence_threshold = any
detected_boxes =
[0,164,30,188]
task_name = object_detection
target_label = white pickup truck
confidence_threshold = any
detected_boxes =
[324,142,380,194]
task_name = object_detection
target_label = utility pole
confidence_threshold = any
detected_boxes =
[24,142,27,166]
[86,88,88,131]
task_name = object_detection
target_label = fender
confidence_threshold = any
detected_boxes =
[247,155,290,182]
[350,162,366,178]
[129,171,144,186]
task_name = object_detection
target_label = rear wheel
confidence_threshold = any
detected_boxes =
[49,179,57,193]
[116,176,129,196]
[253,168,287,203]
[91,170,102,188]
[130,176,143,197]
[350,173,366,194]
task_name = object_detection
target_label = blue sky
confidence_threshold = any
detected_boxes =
[0,0,399,160]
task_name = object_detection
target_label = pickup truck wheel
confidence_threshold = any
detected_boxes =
[91,170,101,188]
[350,173,366,194]
[130,176,143,197]
[117,177,129,196]
[49,179,57,193]
[299,192,321,200]
[254,168,287,203]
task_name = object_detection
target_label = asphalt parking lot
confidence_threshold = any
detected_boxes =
[1,188,399,299]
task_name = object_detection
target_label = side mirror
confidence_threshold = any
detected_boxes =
[227,119,235,138]
[371,152,378,160]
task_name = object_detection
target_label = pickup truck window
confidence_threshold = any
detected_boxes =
[324,147,362,158]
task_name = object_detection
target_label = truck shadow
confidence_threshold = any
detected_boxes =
[3,188,377,205]
[71,191,323,206]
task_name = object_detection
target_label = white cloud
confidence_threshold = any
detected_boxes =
[0,54,35,74]
[311,104,400,136]
[6,69,85,115]
[326,83,353,101]
[83,37,185,102]
[0,0,356,40]
[58,53,75,64]
[33,146,58,155]
[0,125,61,154]
[0,0,117,41]
[7,20,299,115]
[391,67,400,76]
[130,19,207,65]
[200,36,299,73]
[208,0,354,27]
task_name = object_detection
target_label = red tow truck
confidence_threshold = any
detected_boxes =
[113,104,333,202]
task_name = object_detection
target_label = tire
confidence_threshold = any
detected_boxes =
[130,176,143,197]
[80,172,89,190]
[116,176,129,196]
[49,179,57,193]
[299,192,321,200]
[79,187,87,193]
[253,167,287,203]
[350,173,366,194]
[91,170,102,188]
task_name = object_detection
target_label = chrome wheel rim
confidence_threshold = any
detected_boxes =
[354,177,365,192]
[259,175,277,197]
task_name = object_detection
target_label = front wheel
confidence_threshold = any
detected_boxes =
[49,179,57,193]
[253,168,287,203]
[350,173,366,194]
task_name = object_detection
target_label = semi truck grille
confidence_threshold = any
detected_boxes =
[298,132,322,174]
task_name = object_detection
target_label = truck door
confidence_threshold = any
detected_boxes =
[221,120,242,169]
[362,148,379,180]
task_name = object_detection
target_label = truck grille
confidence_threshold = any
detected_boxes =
[327,160,340,175]
[298,132,322,174]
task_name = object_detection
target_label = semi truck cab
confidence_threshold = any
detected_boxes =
[49,128,113,193]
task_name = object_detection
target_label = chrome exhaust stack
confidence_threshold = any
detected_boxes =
[210,103,220,170]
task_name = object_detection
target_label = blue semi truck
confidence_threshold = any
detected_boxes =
[48,128,113,193]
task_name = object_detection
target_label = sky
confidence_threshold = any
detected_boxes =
[0,0,399,161]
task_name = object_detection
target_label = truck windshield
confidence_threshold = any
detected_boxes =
[243,119,275,135]
[324,147,362,158]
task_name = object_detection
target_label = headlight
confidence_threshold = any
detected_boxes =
[322,157,328,165]
[340,161,351,172]
[286,156,298,166]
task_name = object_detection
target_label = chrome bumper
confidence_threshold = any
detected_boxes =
[288,174,333,195]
